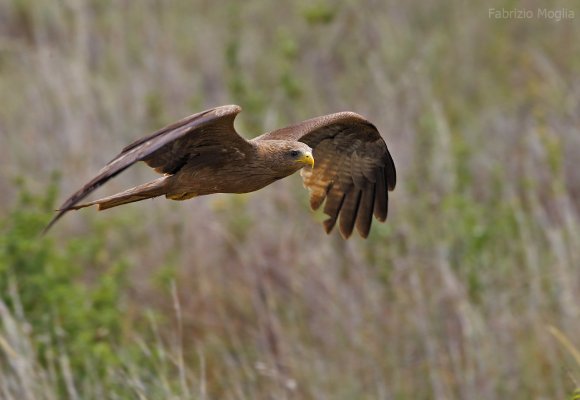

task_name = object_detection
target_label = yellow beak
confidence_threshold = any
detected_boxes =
[298,153,314,168]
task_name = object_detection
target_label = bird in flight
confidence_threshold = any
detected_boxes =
[45,105,396,238]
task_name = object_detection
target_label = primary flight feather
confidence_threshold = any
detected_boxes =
[45,105,396,239]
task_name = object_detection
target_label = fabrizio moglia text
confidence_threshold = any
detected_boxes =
[488,8,575,21]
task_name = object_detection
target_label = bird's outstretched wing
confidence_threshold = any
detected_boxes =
[256,112,396,239]
[44,105,247,233]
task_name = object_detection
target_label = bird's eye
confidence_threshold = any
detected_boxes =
[290,150,299,157]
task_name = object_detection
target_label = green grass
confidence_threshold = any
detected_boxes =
[1,0,580,398]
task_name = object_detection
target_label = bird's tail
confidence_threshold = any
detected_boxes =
[69,177,168,211]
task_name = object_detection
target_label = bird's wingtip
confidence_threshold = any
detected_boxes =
[41,209,68,236]
[41,219,56,236]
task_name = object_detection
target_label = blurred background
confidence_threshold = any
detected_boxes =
[1,0,579,398]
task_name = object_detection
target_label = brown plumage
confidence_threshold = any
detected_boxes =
[44,105,396,239]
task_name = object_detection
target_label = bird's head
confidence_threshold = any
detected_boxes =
[287,143,314,169]
[257,140,314,176]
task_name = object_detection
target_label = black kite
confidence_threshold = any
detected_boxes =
[45,105,396,238]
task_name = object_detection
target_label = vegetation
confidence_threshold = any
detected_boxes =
[1,0,579,398]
